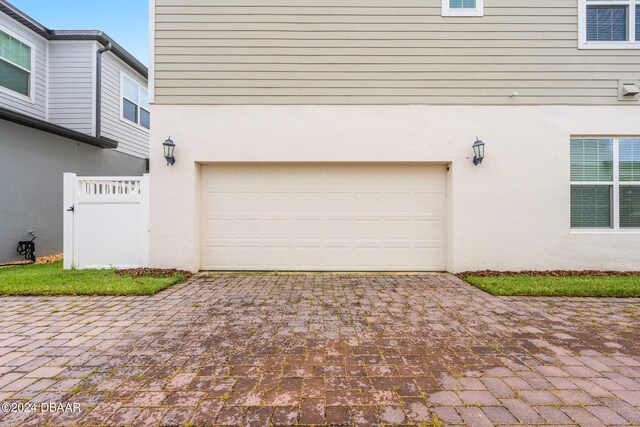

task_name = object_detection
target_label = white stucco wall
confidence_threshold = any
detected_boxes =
[149,105,640,272]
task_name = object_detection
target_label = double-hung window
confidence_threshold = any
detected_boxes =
[441,0,483,17]
[579,0,640,48]
[0,28,33,99]
[571,138,640,229]
[121,73,150,130]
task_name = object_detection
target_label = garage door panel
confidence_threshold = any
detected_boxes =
[379,220,417,240]
[262,246,291,268]
[263,193,292,210]
[409,247,442,261]
[323,192,352,209]
[201,164,446,271]
[293,193,325,211]
[342,247,379,268]
[232,255,264,270]
[322,220,354,239]
[353,193,385,211]
[349,220,381,239]
[204,193,232,213]
[204,246,231,267]
[416,193,444,212]
[381,248,416,268]
[418,219,445,236]
[203,219,235,239]
[381,193,413,211]
[238,220,270,238]
[263,219,292,237]
[292,220,324,238]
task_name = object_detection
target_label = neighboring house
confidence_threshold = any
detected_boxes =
[149,0,640,272]
[0,0,150,263]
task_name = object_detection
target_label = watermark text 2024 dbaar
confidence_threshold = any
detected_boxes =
[1,402,81,413]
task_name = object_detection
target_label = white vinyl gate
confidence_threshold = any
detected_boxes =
[63,173,149,269]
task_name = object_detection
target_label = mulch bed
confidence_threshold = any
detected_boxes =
[36,253,64,264]
[457,270,640,278]
[115,268,192,278]
[0,253,63,269]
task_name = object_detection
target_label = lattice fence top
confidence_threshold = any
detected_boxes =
[78,179,142,195]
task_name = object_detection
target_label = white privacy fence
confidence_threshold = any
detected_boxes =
[63,173,149,269]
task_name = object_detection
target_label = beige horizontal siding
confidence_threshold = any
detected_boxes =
[154,0,640,105]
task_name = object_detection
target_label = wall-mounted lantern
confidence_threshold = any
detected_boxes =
[163,137,176,166]
[472,138,485,166]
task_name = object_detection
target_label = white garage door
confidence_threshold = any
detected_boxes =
[201,164,447,271]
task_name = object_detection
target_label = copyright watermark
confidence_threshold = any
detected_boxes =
[1,402,81,413]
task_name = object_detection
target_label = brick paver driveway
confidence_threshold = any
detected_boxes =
[0,273,639,426]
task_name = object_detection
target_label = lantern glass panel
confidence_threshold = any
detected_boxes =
[163,141,174,158]
[473,141,484,159]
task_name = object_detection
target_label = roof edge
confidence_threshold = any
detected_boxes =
[0,0,48,36]
[0,0,148,79]
[49,31,148,79]
[0,107,119,149]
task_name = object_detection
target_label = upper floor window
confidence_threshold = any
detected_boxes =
[121,73,150,130]
[0,29,33,99]
[579,0,640,48]
[571,138,640,229]
[441,0,483,16]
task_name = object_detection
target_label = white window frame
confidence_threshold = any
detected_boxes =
[120,71,150,131]
[571,137,640,231]
[579,0,640,49]
[0,24,36,103]
[441,0,483,17]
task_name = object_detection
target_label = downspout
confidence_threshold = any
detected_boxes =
[95,41,112,138]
